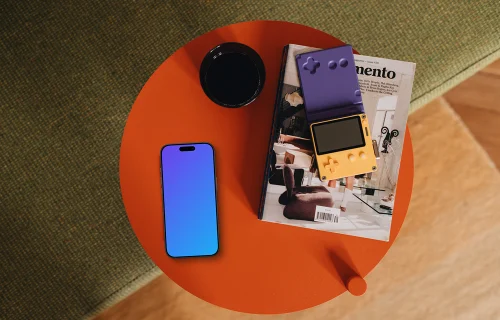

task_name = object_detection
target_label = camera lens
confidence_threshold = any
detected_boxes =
[200,42,265,108]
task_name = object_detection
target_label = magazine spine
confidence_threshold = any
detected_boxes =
[258,45,289,219]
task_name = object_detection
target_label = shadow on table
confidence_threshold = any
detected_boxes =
[236,21,287,217]
[325,244,361,289]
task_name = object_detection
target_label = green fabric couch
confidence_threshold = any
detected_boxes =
[1,1,499,319]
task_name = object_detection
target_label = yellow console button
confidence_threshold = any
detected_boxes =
[348,154,356,162]
[325,158,339,173]
[359,151,367,160]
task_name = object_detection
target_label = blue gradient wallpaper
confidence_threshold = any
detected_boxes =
[161,143,219,257]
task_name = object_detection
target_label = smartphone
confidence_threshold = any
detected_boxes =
[160,143,219,258]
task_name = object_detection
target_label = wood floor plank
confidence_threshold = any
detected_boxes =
[446,103,500,168]
[444,72,500,114]
[444,59,500,169]
[481,59,500,77]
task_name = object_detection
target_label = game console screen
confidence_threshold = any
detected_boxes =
[312,117,365,155]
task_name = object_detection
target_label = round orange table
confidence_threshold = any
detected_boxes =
[120,21,413,314]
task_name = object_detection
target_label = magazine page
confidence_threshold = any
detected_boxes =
[354,55,416,214]
[260,44,415,241]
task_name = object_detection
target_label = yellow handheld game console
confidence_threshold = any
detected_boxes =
[310,114,377,181]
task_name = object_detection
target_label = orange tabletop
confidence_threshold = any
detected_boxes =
[120,20,413,314]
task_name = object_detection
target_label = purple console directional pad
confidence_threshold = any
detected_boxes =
[296,45,365,123]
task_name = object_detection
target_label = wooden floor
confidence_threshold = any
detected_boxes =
[94,60,500,320]
[444,59,500,169]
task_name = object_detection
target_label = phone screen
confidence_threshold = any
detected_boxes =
[161,143,219,257]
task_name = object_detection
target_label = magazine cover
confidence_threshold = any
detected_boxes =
[258,44,416,241]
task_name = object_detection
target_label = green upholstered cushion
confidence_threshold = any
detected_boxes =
[1,1,499,319]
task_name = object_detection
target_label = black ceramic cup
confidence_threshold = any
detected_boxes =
[200,42,265,108]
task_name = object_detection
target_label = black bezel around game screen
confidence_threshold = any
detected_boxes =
[312,116,366,155]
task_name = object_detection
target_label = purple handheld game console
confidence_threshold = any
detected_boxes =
[295,45,377,181]
[295,45,364,124]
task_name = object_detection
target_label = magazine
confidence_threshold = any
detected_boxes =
[258,44,416,241]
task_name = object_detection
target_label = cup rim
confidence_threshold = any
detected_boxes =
[199,42,266,108]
